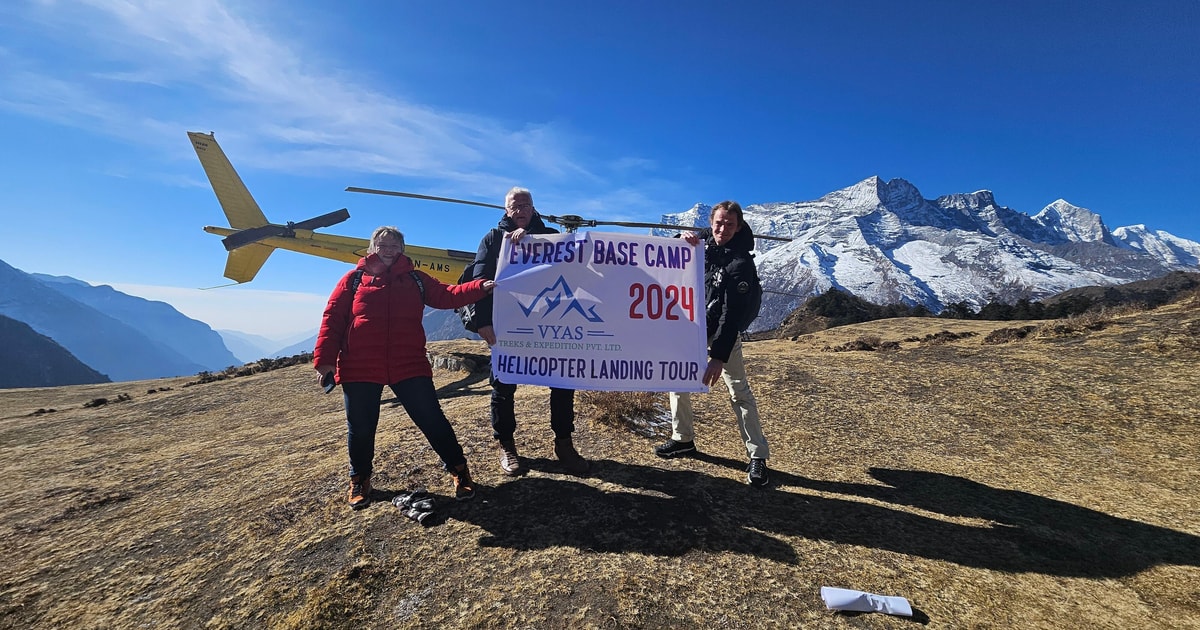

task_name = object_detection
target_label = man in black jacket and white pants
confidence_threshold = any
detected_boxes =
[655,200,770,487]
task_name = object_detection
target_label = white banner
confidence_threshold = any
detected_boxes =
[491,231,708,392]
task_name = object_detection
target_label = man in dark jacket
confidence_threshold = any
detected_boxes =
[466,187,589,476]
[655,201,771,486]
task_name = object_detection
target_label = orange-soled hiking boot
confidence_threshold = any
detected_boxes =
[348,474,371,510]
[451,463,475,501]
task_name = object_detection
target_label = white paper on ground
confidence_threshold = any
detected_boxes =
[820,586,913,617]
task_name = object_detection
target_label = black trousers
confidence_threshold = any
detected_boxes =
[343,377,466,478]
[489,374,575,441]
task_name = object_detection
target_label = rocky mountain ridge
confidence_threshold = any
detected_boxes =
[655,176,1200,331]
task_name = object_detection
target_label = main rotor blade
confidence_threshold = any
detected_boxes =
[752,233,793,242]
[292,208,350,231]
[346,187,504,210]
[764,288,808,298]
[542,215,793,242]
[593,219,793,241]
[593,218,695,230]
[540,214,698,232]
[346,188,792,242]
[600,218,793,240]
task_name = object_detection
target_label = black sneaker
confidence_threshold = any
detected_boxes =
[747,458,769,487]
[655,439,696,459]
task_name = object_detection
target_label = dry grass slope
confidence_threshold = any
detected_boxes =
[1,297,1198,629]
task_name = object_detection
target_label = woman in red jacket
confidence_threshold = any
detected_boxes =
[314,226,494,509]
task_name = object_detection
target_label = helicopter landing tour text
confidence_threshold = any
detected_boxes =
[493,355,701,382]
[491,231,708,393]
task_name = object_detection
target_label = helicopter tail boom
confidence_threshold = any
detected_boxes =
[188,131,269,229]
[190,131,277,283]
[190,131,359,283]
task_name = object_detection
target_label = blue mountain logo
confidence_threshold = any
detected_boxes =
[517,276,604,323]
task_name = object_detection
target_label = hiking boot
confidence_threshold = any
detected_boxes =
[451,463,475,501]
[498,439,525,476]
[553,437,590,475]
[747,458,770,487]
[655,439,696,459]
[348,474,371,509]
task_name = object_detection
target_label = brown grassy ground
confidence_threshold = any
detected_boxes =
[1,298,1198,629]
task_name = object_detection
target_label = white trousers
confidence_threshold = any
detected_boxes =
[669,338,769,459]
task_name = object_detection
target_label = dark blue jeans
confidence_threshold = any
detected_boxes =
[489,374,575,441]
[343,377,466,478]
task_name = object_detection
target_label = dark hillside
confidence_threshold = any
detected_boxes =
[1043,270,1200,312]
[766,272,1200,339]
[0,314,109,387]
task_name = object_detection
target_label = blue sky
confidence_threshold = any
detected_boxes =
[1,1,1196,338]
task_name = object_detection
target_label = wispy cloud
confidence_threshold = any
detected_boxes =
[1,0,683,215]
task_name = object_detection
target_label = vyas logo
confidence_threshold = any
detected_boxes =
[518,276,604,323]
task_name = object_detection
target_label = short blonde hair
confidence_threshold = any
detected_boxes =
[368,226,404,253]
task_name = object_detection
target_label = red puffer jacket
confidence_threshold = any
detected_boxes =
[314,254,488,384]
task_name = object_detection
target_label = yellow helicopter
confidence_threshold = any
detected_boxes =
[192,131,790,285]
[191,131,476,284]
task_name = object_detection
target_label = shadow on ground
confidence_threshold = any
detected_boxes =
[443,456,1200,577]
[431,369,490,399]
[376,370,490,406]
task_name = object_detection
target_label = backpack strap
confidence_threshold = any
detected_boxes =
[350,269,425,303]
[408,270,426,303]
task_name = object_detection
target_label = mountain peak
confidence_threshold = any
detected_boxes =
[880,177,923,210]
[937,190,997,211]
[1035,200,1113,244]
[817,176,888,209]
[649,204,708,237]
[824,176,923,206]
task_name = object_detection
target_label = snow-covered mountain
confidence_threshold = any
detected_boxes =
[655,176,1200,331]
[1111,224,1200,268]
